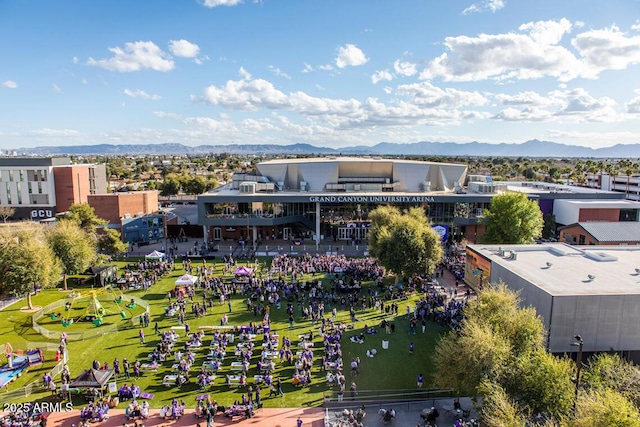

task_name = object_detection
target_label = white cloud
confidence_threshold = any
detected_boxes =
[2,80,17,89]
[27,128,80,137]
[72,56,78,64]
[268,65,291,79]
[544,130,640,147]
[371,70,394,84]
[396,81,488,108]
[301,63,314,73]
[199,78,290,110]
[421,19,580,82]
[53,84,62,93]
[492,87,619,123]
[82,78,88,85]
[168,39,200,58]
[87,41,175,72]
[571,25,640,78]
[201,0,243,7]
[519,18,572,45]
[238,67,252,80]
[626,90,640,114]
[124,89,162,101]
[393,60,417,77]
[335,44,369,68]
[318,64,335,71]
[197,75,488,131]
[492,107,551,122]
[632,20,640,31]
[496,91,555,106]
[462,0,505,15]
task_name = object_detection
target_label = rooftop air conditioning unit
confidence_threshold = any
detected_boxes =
[510,251,517,260]
[300,181,308,191]
[423,181,431,192]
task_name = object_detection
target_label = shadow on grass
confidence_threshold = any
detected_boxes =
[141,293,167,301]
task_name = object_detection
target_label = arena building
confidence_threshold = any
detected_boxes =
[197,157,628,249]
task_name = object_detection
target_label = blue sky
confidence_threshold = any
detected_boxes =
[1,0,640,150]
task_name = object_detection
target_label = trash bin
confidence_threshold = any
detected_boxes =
[382,340,389,350]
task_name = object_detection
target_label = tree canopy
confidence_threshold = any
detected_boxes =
[433,283,640,424]
[47,221,96,290]
[61,203,107,234]
[97,227,128,256]
[368,206,443,279]
[481,192,543,244]
[0,225,62,309]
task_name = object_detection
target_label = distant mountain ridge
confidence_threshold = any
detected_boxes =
[13,139,640,158]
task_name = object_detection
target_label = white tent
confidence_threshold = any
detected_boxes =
[175,274,199,286]
[145,250,166,260]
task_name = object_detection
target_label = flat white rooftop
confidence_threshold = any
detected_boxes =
[469,243,640,297]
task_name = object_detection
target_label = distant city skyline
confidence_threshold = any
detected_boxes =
[1,0,640,150]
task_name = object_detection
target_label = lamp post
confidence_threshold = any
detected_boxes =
[571,335,584,415]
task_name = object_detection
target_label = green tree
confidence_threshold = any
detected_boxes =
[479,381,528,427]
[97,228,128,256]
[569,388,640,427]
[542,213,557,240]
[482,192,543,244]
[433,283,575,421]
[0,226,62,309]
[368,206,443,282]
[62,203,106,234]
[183,176,207,195]
[161,174,181,196]
[581,353,640,408]
[47,221,96,290]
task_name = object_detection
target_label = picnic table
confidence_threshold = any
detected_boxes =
[226,375,242,386]
[140,363,160,372]
[261,350,278,359]
[231,362,248,371]
[162,375,177,387]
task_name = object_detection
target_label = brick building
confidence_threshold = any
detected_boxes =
[54,164,108,213]
[0,157,107,220]
[88,191,159,228]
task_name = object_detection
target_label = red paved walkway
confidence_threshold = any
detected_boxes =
[41,408,325,427]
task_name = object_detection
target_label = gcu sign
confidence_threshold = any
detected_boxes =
[308,195,436,203]
[31,209,53,219]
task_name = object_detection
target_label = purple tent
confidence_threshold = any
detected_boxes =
[234,266,254,276]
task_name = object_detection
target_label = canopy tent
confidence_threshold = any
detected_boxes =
[234,266,254,276]
[70,369,114,389]
[88,265,118,287]
[175,274,199,286]
[145,250,166,260]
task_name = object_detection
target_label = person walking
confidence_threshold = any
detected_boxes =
[350,381,357,400]
[296,417,303,427]
[409,342,414,356]
[154,322,160,335]
[337,383,345,402]
[417,373,424,389]
[139,329,145,344]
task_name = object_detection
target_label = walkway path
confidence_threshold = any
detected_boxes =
[36,408,325,427]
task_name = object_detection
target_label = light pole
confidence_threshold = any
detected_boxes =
[571,334,584,415]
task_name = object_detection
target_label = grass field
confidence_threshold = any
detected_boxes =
[0,257,450,409]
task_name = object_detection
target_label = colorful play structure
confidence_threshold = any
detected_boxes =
[1,343,43,388]
[48,285,130,327]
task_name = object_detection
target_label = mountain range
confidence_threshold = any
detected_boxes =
[12,139,640,158]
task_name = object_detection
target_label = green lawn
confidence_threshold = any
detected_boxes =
[1,258,449,409]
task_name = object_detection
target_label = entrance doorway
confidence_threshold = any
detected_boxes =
[283,227,292,240]
[213,227,222,240]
